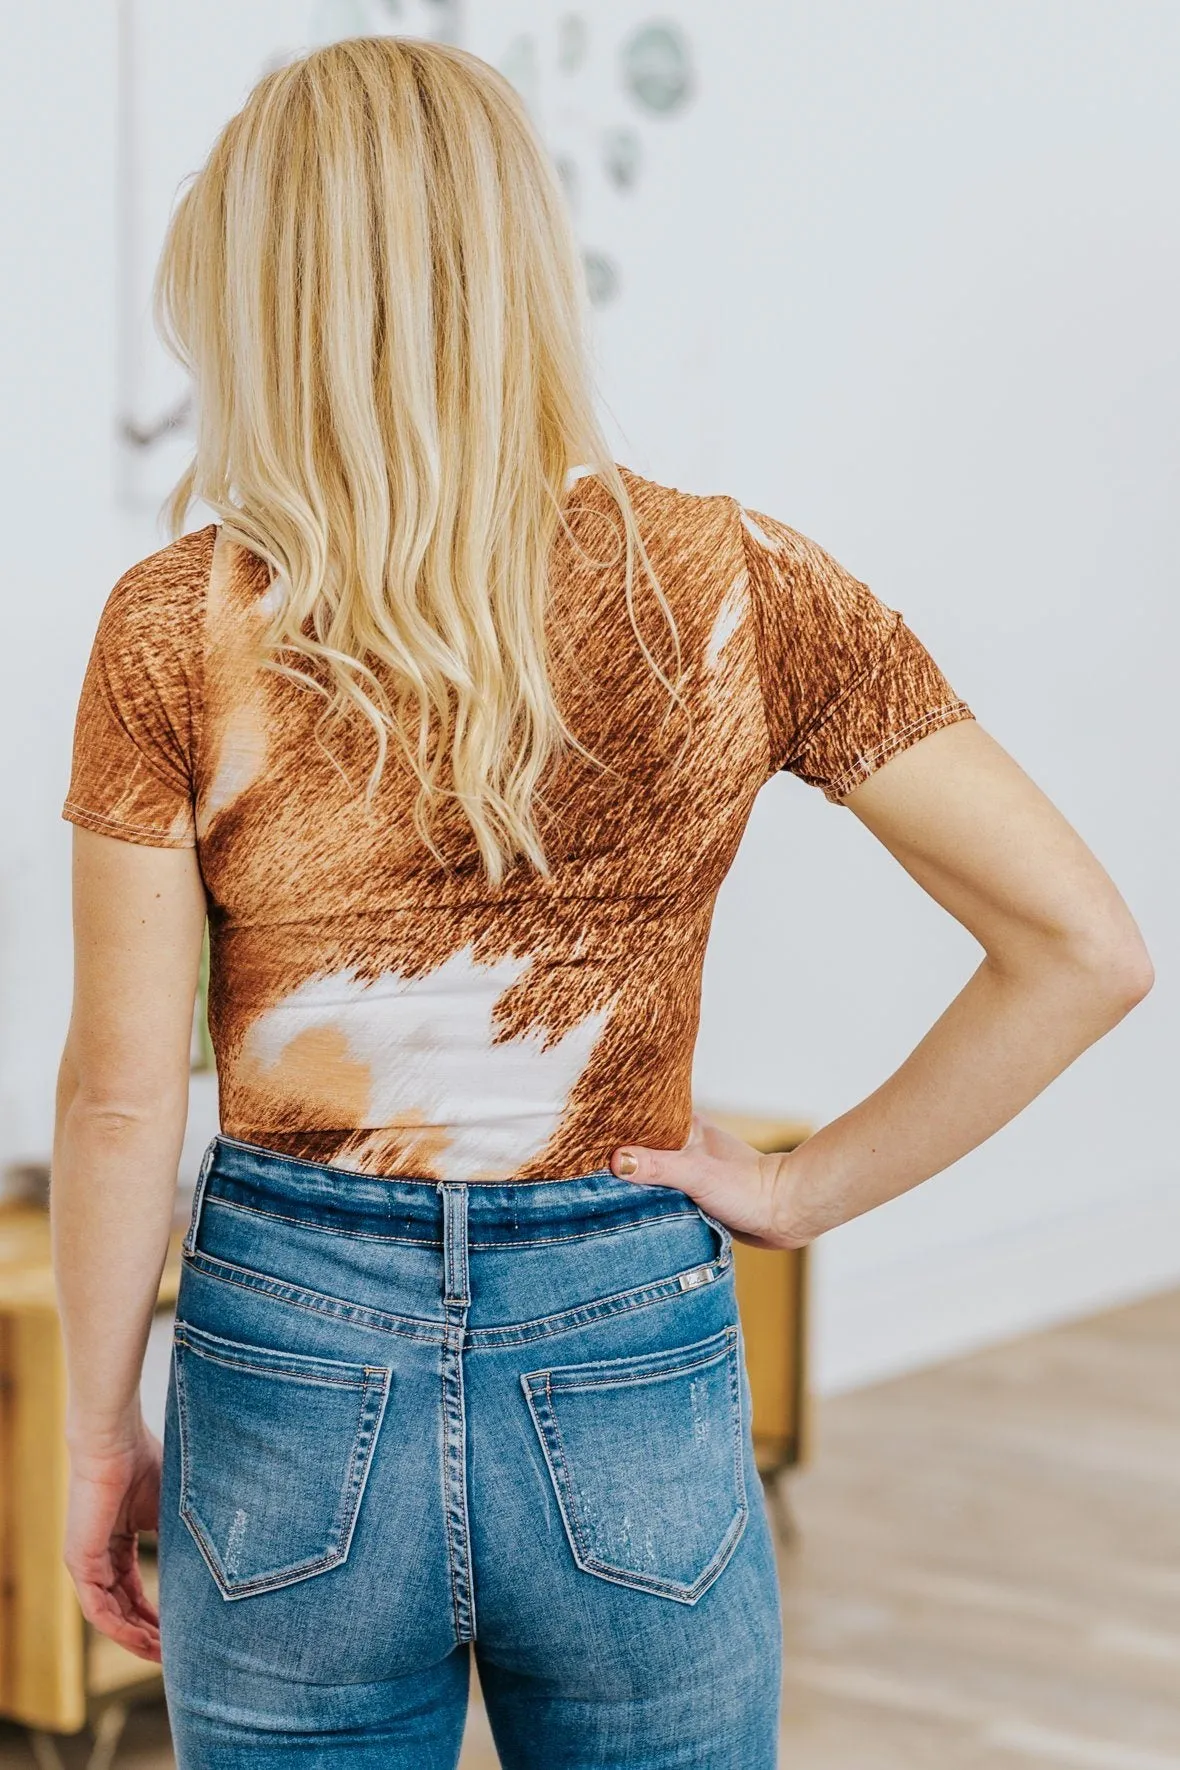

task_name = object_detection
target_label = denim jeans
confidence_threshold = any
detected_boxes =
[159,1135,783,1767]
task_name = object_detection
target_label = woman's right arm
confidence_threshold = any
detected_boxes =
[52,829,206,1660]
[610,719,1154,1244]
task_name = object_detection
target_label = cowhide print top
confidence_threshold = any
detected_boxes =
[64,466,973,1182]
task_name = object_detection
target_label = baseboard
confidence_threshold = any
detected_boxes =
[813,1180,1180,1396]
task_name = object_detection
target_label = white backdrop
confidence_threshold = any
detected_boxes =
[1,1,1175,1393]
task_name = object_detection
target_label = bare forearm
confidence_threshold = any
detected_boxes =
[771,949,1147,1246]
[51,1067,186,1453]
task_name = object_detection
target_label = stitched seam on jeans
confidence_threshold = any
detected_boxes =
[179,1498,342,1586]
[181,1248,732,1351]
[466,1264,732,1348]
[183,1141,216,1255]
[182,1247,436,1331]
[531,1348,747,1603]
[494,1269,727,1339]
[219,1551,355,1598]
[199,1194,441,1247]
[531,1341,734,1397]
[173,1335,370,1390]
[173,1349,192,1521]
[181,1524,343,1594]
[562,1559,700,1601]
[174,1352,342,1593]
[181,1249,443,1343]
[576,1503,750,1601]
[521,1378,592,1581]
[530,1321,737,1379]
[331,1369,390,1568]
[202,1188,701,1253]
[540,1377,592,1565]
[463,1212,704,1250]
[175,1368,389,1598]
[729,1335,749,1512]
[210,1133,700,1238]
[576,1548,718,1600]
[522,1335,741,1597]
[441,1326,464,1639]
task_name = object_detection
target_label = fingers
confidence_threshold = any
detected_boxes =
[611,1113,714,1187]
[68,1535,161,1658]
[108,1532,160,1628]
[607,1120,792,1248]
[63,1442,165,1665]
[76,1580,161,1662]
[609,1143,694,1189]
[117,1572,161,1632]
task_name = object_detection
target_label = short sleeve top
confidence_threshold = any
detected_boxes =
[64,467,972,1181]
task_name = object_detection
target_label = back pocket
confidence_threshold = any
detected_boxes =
[172,1320,391,1600]
[521,1324,747,1604]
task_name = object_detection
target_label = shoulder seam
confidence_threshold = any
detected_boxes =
[736,500,906,777]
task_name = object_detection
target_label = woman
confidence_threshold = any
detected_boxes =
[51,34,1151,1770]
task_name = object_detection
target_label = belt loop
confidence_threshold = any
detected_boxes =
[695,1203,734,1269]
[438,1182,470,1305]
[182,1138,218,1256]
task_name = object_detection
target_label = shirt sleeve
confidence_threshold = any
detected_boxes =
[62,527,215,848]
[737,501,974,800]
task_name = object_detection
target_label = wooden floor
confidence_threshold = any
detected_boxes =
[777,1283,1180,1769]
[4,1285,1177,1769]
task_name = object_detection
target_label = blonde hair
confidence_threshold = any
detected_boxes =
[155,34,682,885]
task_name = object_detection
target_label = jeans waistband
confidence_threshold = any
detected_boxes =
[185,1133,704,1252]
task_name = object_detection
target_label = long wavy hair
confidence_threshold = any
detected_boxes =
[155,34,682,884]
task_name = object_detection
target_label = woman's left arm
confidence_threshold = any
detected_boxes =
[610,721,1154,1245]
[52,828,207,1662]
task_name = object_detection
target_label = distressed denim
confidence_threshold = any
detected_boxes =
[159,1135,783,1767]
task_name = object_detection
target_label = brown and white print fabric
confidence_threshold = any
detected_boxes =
[64,467,973,1182]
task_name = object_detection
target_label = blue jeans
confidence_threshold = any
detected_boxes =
[159,1136,783,1767]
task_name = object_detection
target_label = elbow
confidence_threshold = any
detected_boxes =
[64,1092,182,1138]
[59,1097,145,1160]
[55,1033,187,1138]
[1069,921,1154,1023]
[1106,935,1154,1016]
[57,1070,187,1151]
[997,909,1155,1032]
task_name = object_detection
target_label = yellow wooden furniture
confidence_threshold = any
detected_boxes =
[0,1202,183,1752]
[698,1109,813,1531]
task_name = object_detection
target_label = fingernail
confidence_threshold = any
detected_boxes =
[614,1151,639,1177]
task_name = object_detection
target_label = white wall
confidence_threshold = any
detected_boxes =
[1,2,1175,1391]
[1,6,128,1163]
[690,0,1180,1389]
